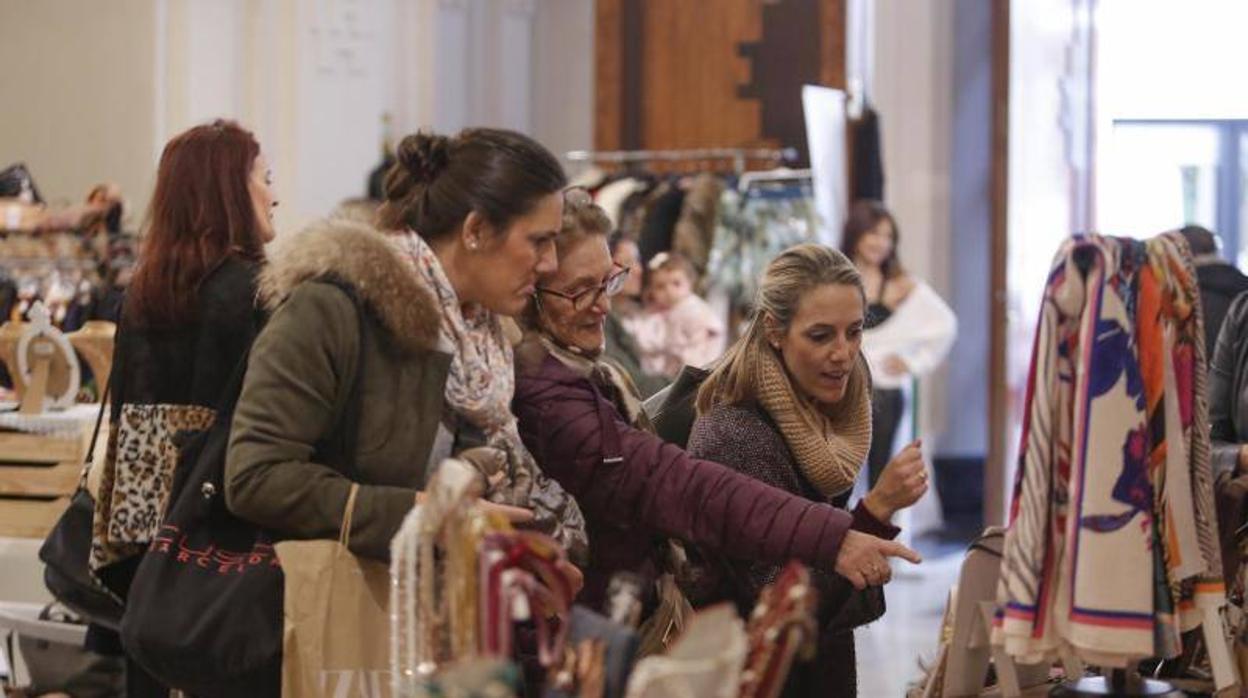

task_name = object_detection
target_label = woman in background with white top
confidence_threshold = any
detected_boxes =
[841,199,956,487]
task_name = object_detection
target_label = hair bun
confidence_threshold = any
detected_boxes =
[397,132,451,184]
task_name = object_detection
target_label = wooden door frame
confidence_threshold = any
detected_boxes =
[986,0,1010,526]
[594,0,847,151]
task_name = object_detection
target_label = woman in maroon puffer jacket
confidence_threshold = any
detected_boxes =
[511,189,919,619]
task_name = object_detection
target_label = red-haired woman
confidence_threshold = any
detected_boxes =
[86,119,276,696]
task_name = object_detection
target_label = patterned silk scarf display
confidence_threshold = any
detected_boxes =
[994,233,1228,677]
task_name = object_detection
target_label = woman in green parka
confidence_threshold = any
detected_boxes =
[225,128,587,562]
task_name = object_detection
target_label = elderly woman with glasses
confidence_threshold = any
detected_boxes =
[512,190,919,644]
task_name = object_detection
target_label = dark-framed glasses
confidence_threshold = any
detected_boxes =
[537,264,630,311]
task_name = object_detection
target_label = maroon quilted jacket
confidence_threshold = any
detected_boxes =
[513,350,864,610]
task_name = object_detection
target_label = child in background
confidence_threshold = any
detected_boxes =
[625,251,725,377]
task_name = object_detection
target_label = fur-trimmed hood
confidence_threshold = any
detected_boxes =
[259,218,441,354]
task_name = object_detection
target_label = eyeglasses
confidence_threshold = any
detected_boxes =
[536,264,630,311]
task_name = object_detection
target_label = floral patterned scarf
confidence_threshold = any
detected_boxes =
[395,230,587,562]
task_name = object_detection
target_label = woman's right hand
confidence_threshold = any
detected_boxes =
[864,440,929,521]
[833,530,922,590]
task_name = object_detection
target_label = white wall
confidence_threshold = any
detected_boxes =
[999,0,1092,521]
[1093,0,1248,241]
[158,0,396,234]
[1098,0,1248,121]
[532,0,596,162]
[0,0,592,236]
[0,0,159,218]
[872,0,957,449]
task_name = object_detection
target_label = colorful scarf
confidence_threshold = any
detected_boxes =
[394,230,587,562]
[994,233,1228,678]
[1147,233,1223,610]
[995,238,1080,663]
[754,347,872,499]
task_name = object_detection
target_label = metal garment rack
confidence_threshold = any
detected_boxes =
[736,167,813,192]
[565,147,799,175]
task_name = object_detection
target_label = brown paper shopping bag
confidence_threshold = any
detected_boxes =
[275,484,393,698]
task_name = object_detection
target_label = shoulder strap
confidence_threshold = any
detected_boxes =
[84,316,124,471]
[83,364,111,472]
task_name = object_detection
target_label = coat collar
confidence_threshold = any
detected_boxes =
[258,218,442,354]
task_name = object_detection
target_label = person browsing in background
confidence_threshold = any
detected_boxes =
[603,233,668,397]
[624,251,725,378]
[1207,289,1248,597]
[609,233,645,318]
[226,127,584,587]
[841,199,956,488]
[88,119,276,696]
[1179,224,1248,356]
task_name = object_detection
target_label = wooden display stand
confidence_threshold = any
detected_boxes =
[0,304,112,538]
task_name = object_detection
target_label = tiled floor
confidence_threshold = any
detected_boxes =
[856,537,970,697]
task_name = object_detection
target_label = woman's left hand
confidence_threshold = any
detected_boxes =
[864,440,929,521]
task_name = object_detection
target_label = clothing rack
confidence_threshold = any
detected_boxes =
[565,147,799,175]
[736,167,813,192]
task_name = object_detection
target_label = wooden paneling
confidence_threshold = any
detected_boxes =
[0,497,71,539]
[0,431,84,465]
[0,416,94,538]
[0,462,80,497]
[594,0,624,150]
[595,0,845,161]
[820,0,847,89]
[987,0,1010,526]
[640,0,762,151]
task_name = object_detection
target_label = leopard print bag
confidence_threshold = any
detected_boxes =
[88,403,215,572]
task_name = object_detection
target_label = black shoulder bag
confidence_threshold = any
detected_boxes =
[38,380,124,630]
[120,280,370,697]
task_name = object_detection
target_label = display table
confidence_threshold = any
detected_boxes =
[0,404,101,539]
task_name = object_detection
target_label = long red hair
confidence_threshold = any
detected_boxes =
[126,120,265,328]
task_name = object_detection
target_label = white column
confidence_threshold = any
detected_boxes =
[872,0,956,435]
[497,0,538,133]
[532,0,595,158]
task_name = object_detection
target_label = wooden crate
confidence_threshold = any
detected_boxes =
[0,496,71,538]
[0,410,96,538]
[0,462,81,497]
[0,431,84,465]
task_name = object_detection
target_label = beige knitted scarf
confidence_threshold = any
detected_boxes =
[754,348,873,499]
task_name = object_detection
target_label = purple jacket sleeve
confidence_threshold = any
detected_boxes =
[851,501,900,539]
[515,377,852,574]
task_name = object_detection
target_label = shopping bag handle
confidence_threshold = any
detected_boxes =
[339,483,360,547]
